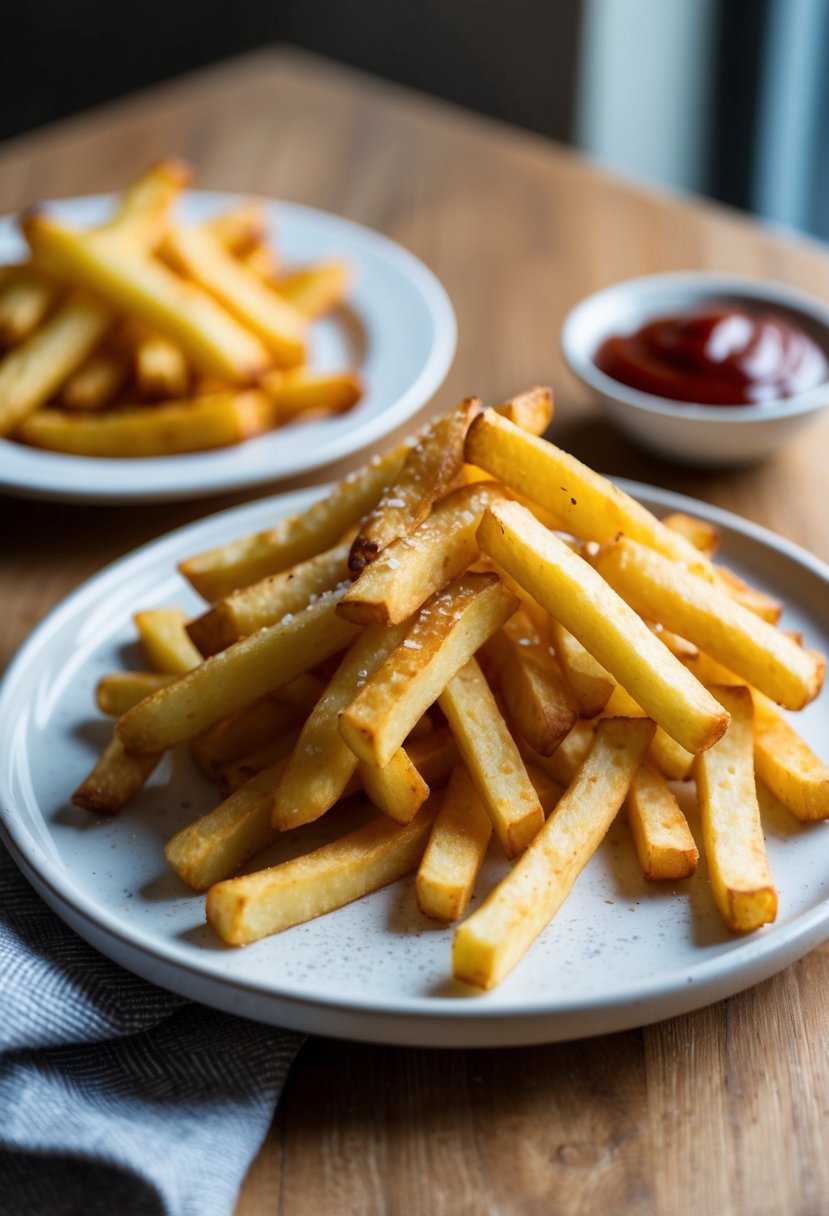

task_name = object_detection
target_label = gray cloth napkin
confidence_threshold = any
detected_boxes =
[0,845,303,1216]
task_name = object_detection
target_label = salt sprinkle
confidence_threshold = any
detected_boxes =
[386,558,400,570]
[385,498,406,508]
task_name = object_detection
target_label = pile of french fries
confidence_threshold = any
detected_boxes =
[0,159,362,457]
[73,387,829,989]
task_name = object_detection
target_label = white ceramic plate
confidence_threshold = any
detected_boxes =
[2,482,829,1047]
[0,192,456,503]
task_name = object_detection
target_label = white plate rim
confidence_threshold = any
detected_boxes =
[2,479,829,1046]
[0,192,457,504]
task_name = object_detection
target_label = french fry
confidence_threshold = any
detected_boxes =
[18,391,278,458]
[162,223,307,367]
[478,500,729,755]
[60,346,131,411]
[166,754,292,891]
[0,267,59,346]
[215,731,301,799]
[133,329,190,399]
[358,747,430,825]
[203,199,268,257]
[275,260,351,319]
[349,396,482,573]
[338,482,507,627]
[339,573,519,768]
[188,534,354,656]
[626,760,699,880]
[548,619,615,717]
[0,293,111,436]
[483,608,577,756]
[416,765,493,922]
[259,367,363,423]
[751,693,829,821]
[96,671,176,716]
[662,511,720,556]
[465,410,712,574]
[104,157,192,250]
[134,607,202,674]
[179,441,411,601]
[523,719,596,787]
[23,212,270,383]
[452,716,655,989]
[694,685,777,932]
[493,385,554,436]
[591,535,824,710]
[117,590,359,755]
[439,658,545,858]
[189,695,305,784]
[241,242,280,281]
[602,684,694,781]
[273,623,409,831]
[712,565,783,624]
[206,804,437,946]
[72,733,161,815]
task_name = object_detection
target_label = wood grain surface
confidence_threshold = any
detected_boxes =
[2,47,828,1216]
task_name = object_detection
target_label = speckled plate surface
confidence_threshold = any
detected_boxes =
[0,192,456,503]
[2,481,829,1047]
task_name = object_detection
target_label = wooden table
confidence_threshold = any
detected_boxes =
[3,47,829,1216]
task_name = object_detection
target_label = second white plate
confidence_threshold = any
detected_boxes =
[0,192,456,503]
[2,482,829,1046]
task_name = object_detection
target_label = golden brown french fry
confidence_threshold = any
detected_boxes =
[0,293,111,436]
[189,696,304,784]
[273,623,409,831]
[694,685,777,932]
[339,573,519,768]
[215,731,301,799]
[203,199,268,257]
[626,760,698,880]
[493,385,554,436]
[165,754,291,891]
[712,565,783,624]
[104,157,192,250]
[439,658,545,858]
[522,719,596,787]
[274,260,351,319]
[134,607,202,674]
[453,716,655,989]
[18,391,278,458]
[416,765,493,922]
[259,367,363,422]
[60,347,131,411]
[72,733,161,815]
[591,535,824,711]
[662,511,720,556]
[117,591,359,755]
[240,242,280,281]
[0,267,59,347]
[23,212,270,383]
[358,747,430,825]
[483,608,577,756]
[751,693,829,821]
[96,671,176,716]
[478,500,728,754]
[465,409,711,574]
[338,482,507,626]
[133,329,190,399]
[188,535,354,656]
[349,396,482,573]
[162,223,307,367]
[406,725,459,788]
[206,805,437,946]
[179,441,411,601]
[548,619,615,717]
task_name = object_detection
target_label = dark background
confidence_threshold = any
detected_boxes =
[1,0,768,213]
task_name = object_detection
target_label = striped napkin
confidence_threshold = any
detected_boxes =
[0,845,303,1216]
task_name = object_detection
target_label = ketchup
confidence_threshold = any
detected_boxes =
[595,308,829,405]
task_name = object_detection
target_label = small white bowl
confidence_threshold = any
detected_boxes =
[561,272,829,466]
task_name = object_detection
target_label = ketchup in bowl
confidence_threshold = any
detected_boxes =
[595,308,829,406]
